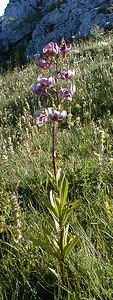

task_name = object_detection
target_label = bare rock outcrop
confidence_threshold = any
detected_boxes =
[0,0,113,65]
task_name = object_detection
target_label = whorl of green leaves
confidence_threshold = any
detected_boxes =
[32,169,79,280]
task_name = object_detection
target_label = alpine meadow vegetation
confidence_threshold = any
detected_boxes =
[0,29,113,300]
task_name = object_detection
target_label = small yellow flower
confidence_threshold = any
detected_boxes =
[109,158,113,164]
[105,201,111,214]
[0,216,5,233]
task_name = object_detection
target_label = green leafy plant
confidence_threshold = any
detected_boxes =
[31,168,79,286]
[0,30,113,300]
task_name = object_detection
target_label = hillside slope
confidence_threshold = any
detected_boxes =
[0,31,113,300]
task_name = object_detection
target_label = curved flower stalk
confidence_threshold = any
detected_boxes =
[37,74,55,88]
[59,84,76,101]
[35,54,53,69]
[43,42,59,57]
[58,68,75,80]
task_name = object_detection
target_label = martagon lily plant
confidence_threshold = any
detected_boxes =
[30,39,79,288]
[30,39,76,178]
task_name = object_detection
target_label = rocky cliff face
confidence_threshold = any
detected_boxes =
[0,0,113,66]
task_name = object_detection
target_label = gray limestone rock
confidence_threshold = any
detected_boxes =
[0,0,113,65]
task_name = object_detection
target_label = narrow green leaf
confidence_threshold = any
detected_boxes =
[50,191,61,218]
[54,249,61,260]
[70,199,80,209]
[43,226,51,236]
[51,241,61,260]
[53,239,60,251]
[43,197,59,219]
[61,208,72,226]
[47,169,56,187]
[63,236,79,260]
[54,202,60,218]
[56,168,62,187]
[54,217,59,231]
[48,209,59,223]
[48,268,59,279]
[60,176,68,207]
[43,197,51,209]
[56,169,68,207]
[50,190,55,208]
[56,170,65,195]
[30,237,52,253]
[55,196,60,205]
[61,200,79,226]
[45,233,52,244]
[63,223,69,248]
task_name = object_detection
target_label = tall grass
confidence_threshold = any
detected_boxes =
[0,30,113,299]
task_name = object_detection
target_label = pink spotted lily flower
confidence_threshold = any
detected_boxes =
[46,107,67,122]
[33,108,67,126]
[37,74,55,88]
[30,83,47,96]
[59,84,75,101]
[58,68,75,80]
[35,54,53,69]
[33,110,47,127]
[43,42,59,57]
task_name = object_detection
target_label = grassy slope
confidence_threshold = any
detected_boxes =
[0,30,113,300]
